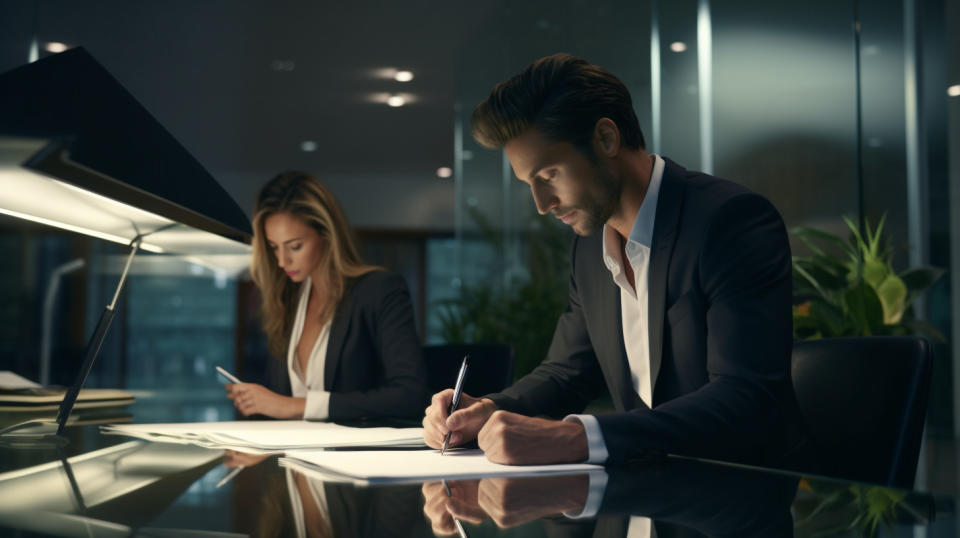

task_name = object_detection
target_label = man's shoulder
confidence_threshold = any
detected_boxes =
[664,158,756,206]
[662,157,780,222]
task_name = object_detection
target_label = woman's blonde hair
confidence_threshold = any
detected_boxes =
[250,171,379,359]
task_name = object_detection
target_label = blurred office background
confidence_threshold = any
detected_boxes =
[0,0,958,493]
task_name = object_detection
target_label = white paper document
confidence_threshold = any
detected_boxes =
[101,421,426,451]
[280,448,602,485]
[0,371,42,390]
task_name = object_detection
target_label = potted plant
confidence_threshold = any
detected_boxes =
[791,215,944,340]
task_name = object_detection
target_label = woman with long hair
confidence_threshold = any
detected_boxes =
[225,171,428,420]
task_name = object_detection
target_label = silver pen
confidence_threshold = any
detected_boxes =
[441,356,469,455]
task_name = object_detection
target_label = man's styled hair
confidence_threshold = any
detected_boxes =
[471,53,645,154]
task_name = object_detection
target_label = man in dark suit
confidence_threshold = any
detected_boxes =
[422,53,803,468]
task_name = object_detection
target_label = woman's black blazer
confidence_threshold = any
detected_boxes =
[271,270,429,421]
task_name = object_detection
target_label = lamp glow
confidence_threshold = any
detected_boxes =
[394,70,414,82]
[670,42,687,53]
[436,167,452,178]
[948,85,960,97]
[387,95,406,107]
[0,207,164,253]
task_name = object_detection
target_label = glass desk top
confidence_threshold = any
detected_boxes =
[0,423,954,538]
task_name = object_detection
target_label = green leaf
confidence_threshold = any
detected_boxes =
[866,214,887,259]
[843,215,868,257]
[791,226,854,257]
[844,280,884,335]
[810,253,852,276]
[793,263,828,298]
[794,255,851,291]
[899,266,945,294]
[809,300,848,337]
[861,258,890,290]
[874,273,907,324]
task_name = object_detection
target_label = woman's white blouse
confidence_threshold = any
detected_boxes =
[285,467,331,538]
[286,276,333,420]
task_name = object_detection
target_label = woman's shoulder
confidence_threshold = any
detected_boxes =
[347,269,408,298]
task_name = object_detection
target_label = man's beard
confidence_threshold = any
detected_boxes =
[570,165,620,236]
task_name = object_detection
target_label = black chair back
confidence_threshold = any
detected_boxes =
[423,343,515,397]
[791,336,932,488]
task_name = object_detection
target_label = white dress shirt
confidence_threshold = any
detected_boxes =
[564,155,665,530]
[287,276,333,420]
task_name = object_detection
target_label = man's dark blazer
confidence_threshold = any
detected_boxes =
[487,157,803,467]
[271,270,430,421]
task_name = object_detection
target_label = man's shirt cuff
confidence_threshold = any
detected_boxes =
[303,390,331,420]
[564,414,609,464]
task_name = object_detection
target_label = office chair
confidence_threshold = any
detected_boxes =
[791,336,933,489]
[423,343,515,397]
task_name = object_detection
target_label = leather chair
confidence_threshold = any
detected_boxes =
[423,343,515,397]
[791,336,933,488]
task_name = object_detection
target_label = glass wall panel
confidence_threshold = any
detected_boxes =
[657,0,702,167]
[711,0,859,233]
[0,215,242,424]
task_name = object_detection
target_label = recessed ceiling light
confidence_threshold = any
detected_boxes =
[300,140,318,152]
[387,95,406,107]
[395,71,414,82]
[44,42,68,53]
[948,85,960,97]
[670,42,687,53]
[436,167,453,178]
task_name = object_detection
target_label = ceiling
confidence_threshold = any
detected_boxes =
[0,1,500,230]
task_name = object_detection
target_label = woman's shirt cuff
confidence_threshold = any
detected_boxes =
[304,390,331,420]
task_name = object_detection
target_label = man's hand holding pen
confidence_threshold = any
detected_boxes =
[423,390,498,449]
[423,390,589,465]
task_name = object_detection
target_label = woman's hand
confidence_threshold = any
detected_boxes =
[225,383,304,418]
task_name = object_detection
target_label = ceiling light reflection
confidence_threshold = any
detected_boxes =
[670,42,687,53]
[395,71,414,82]
[436,167,452,178]
[948,85,960,97]
[387,95,406,107]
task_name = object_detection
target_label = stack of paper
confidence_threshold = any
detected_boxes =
[0,371,135,412]
[0,371,42,390]
[102,421,425,452]
[280,448,601,485]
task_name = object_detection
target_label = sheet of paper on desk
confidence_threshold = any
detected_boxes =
[101,421,426,451]
[280,448,601,485]
[0,371,42,390]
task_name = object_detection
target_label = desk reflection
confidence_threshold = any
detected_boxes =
[234,453,432,538]
[0,436,939,537]
[422,459,798,538]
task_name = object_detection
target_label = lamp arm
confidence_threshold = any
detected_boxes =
[55,237,141,434]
